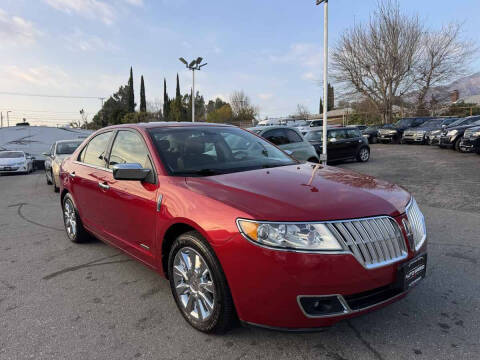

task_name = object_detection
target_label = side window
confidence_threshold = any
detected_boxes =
[263,129,289,145]
[81,131,112,168]
[346,129,360,138]
[108,130,152,170]
[328,130,347,140]
[285,129,303,143]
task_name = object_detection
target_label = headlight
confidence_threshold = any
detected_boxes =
[237,219,344,251]
[473,131,480,137]
[447,130,458,136]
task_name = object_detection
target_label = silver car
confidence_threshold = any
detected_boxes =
[0,151,34,175]
[44,140,83,192]
[248,126,319,163]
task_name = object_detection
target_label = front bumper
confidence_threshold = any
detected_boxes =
[402,133,425,143]
[459,137,480,152]
[0,165,27,174]
[378,132,399,142]
[439,136,455,147]
[218,216,426,329]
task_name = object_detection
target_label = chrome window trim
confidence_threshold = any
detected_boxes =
[297,291,408,319]
[236,216,408,269]
[73,161,112,173]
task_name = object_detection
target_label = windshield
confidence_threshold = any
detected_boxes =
[0,151,24,158]
[420,119,442,127]
[56,141,82,155]
[148,126,297,176]
[310,121,322,127]
[304,130,323,141]
[394,119,414,128]
[290,120,309,127]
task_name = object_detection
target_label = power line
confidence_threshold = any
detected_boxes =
[0,91,105,100]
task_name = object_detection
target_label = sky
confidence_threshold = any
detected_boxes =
[0,0,479,126]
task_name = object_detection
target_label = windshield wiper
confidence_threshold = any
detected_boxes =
[174,168,225,176]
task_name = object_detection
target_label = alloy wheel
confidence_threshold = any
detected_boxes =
[63,199,77,239]
[172,247,216,322]
[360,148,369,161]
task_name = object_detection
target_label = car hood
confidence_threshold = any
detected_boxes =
[446,124,479,132]
[185,164,411,222]
[406,125,440,131]
[0,158,24,165]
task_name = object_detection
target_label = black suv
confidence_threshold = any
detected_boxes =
[460,125,480,154]
[402,118,459,144]
[377,118,432,144]
[304,127,370,163]
[439,116,480,151]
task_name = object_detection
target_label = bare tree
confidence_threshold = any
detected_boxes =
[294,104,311,119]
[230,90,258,124]
[332,1,423,123]
[332,1,477,122]
[414,23,475,114]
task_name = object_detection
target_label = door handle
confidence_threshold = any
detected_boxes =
[69,171,76,178]
[98,182,110,190]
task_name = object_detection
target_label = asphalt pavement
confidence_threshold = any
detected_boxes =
[0,144,479,360]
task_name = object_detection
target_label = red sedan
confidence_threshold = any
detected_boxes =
[59,122,427,333]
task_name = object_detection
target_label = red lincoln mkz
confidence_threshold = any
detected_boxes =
[59,122,427,333]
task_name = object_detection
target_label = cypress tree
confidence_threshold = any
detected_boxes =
[319,98,323,114]
[140,75,146,112]
[176,73,181,99]
[163,78,169,120]
[128,67,135,112]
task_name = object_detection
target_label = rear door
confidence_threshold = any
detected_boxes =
[102,129,159,264]
[70,131,113,235]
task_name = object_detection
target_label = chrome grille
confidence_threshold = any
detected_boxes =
[405,197,427,251]
[326,217,407,269]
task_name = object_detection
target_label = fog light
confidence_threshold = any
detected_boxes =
[298,296,346,316]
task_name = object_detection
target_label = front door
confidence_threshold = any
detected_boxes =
[102,129,159,264]
[71,131,113,235]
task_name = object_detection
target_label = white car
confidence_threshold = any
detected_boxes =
[0,151,34,175]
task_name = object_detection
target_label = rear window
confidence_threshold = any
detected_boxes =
[56,141,82,155]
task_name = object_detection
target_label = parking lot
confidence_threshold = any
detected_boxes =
[0,144,479,360]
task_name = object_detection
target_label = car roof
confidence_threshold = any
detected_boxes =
[247,125,299,132]
[102,122,235,131]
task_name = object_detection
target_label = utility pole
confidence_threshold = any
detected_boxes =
[7,111,11,127]
[1,112,3,128]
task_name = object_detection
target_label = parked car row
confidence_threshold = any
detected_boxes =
[351,116,480,155]
[56,122,427,333]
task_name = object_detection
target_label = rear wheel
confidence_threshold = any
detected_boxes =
[168,231,235,333]
[45,170,52,184]
[357,147,370,162]
[62,193,90,243]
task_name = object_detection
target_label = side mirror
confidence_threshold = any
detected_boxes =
[112,163,151,181]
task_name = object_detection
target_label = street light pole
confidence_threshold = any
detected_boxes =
[179,57,207,122]
[316,0,329,165]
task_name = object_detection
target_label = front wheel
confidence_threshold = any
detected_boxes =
[168,231,235,333]
[52,172,59,192]
[370,136,378,144]
[454,137,463,152]
[357,147,370,162]
[62,193,90,243]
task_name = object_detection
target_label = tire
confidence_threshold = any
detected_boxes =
[52,171,59,192]
[453,137,462,152]
[307,157,319,163]
[46,170,52,185]
[357,147,370,162]
[168,231,235,334]
[370,136,378,144]
[62,193,90,243]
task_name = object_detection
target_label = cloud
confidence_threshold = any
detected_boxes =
[258,93,273,101]
[269,43,323,68]
[124,0,143,6]
[0,9,41,46]
[62,29,118,52]
[44,0,116,25]
[1,65,72,89]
